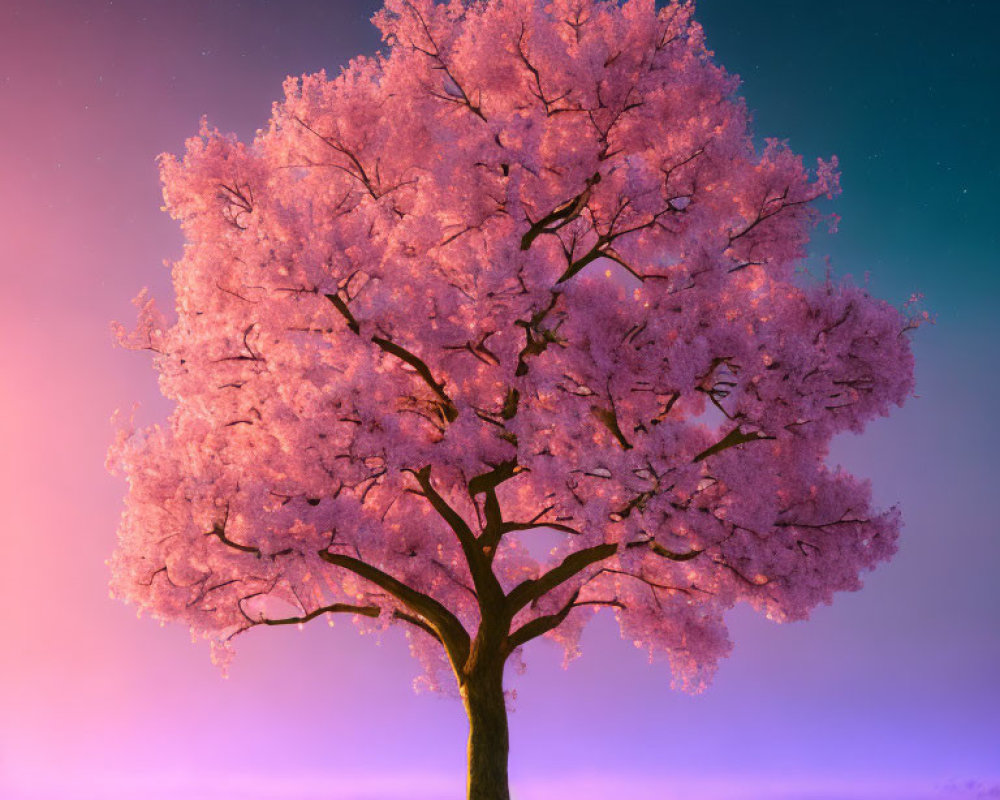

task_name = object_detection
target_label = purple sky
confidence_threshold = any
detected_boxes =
[1,2,997,798]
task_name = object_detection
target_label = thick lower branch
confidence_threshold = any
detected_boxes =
[505,590,579,653]
[393,609,446,645]
[409,466,504,610]
[505,542,618,616]
[318,549,470,666]
[504,595,626,654]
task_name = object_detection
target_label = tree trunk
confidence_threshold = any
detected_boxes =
[463,660,510,800]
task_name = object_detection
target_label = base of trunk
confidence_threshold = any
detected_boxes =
[463,664,510,800]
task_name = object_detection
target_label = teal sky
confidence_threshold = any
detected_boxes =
[697,0,997,321]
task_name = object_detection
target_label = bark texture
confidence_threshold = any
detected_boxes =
[463,661,510,800]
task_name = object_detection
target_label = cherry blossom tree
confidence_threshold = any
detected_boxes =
[109,1,923,797]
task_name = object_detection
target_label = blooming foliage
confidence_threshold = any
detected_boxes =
[110,0,921,694]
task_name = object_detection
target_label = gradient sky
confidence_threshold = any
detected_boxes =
[1,2,997,799]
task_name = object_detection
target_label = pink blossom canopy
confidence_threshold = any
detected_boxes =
[110,0,921,693]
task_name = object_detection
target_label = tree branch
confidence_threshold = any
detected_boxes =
[572,599,626,609]
[256,602,381,627]
[520,173,601,251]
[514,291,562,376]
[468,459,519,497]
[407,466,505,610]
[692,427,774,463]
[207,521,261,557]
[324,293,458,422]
[318,548,470,665]
[590,403,633,450]
[626,538,703,562]
[291,116,383,199]
[468,459,520,553]
[500,520,581,536]
[393,609,446,645]
[505,542,618,616]
[402,0,487,121]
[505,590,580,653]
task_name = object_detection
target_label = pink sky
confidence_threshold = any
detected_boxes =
[1,2,997,798]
